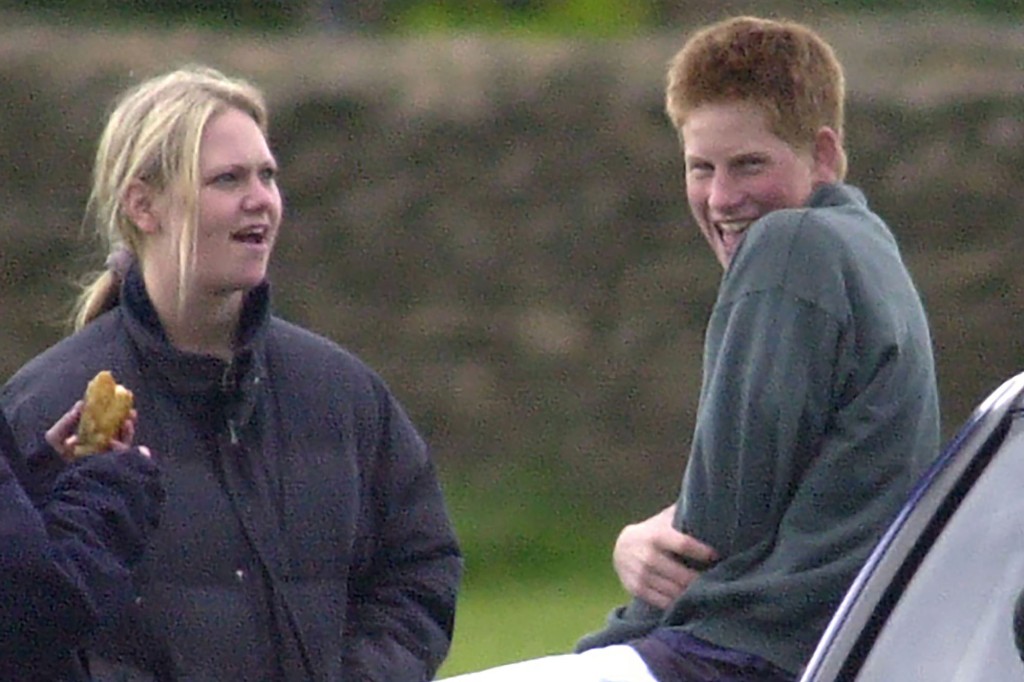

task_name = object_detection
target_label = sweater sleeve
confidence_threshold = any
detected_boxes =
[677,284,841,560]
[0,433,163,661]
[577,282,844,653]
[341,390,462,681]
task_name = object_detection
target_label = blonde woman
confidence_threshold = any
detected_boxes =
[2,66,461,681]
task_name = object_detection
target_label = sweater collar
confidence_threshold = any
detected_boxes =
[806,182,867,210]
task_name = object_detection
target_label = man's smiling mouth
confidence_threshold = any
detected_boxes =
[714,220,755,264]
[716,220,753,235]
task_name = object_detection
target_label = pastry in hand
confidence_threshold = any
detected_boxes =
[73,370,134,457]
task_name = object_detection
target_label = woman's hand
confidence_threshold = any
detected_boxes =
[45,402,139,462]
[612,503,719,610]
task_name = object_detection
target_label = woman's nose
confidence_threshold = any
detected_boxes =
[242,176,276,212]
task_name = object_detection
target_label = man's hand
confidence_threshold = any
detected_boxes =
[613,503,718,610]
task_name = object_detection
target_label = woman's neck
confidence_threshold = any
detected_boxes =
[144,274,242,361]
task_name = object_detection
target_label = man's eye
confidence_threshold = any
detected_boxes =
[259,167,277,182]
[736,158,766,172]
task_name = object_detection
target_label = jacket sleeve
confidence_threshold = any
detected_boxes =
[20,438,74,506]
[342,391,462,681]
[0,432,163,660]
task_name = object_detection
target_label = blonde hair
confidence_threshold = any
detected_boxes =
[665,16,847,179]
[73,65,268,330]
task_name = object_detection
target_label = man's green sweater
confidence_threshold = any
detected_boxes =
[578,183,940,675]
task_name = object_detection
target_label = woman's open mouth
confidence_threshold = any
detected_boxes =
[232,226,268,245]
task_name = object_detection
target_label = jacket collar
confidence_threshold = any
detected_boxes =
[119,263,271,400]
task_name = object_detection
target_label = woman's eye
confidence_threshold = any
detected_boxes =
[213,172,239,185]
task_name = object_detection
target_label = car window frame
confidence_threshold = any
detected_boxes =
[800,372,1024,681]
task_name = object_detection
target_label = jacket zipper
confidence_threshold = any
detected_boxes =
[222,362,240,445]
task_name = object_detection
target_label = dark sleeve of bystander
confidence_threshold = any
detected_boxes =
[0,412,163,676]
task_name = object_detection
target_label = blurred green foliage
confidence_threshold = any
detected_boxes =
[394,0,651,37]
[0,0,303,30]
[1,0,1019,33]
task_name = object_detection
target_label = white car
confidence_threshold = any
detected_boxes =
[801,372,1024,680]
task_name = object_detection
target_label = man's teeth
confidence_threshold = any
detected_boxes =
[718,221,751,234]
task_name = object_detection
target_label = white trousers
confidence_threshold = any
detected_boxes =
[440,645,657,682]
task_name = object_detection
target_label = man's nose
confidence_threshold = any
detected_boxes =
[708,173,742,213]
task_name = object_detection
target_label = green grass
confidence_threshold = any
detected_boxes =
[437,569,627,677]
[435,466,640,675]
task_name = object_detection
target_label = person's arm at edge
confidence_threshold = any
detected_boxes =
[0,401,161,655]
[0,410,162,657]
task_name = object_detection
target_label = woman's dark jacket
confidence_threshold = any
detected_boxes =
[0,413,162,681]
[1,267,462,681]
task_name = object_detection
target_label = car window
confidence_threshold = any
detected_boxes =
[854,412,1024,680]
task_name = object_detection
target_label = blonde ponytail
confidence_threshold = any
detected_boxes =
[71,269,122,331]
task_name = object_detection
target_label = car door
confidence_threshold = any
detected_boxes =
[801,371,1024,681]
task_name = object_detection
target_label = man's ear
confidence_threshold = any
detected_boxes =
[812,126,843,185]
[122,180,161,234]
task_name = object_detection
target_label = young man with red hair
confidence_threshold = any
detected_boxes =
[445,15,939,682]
